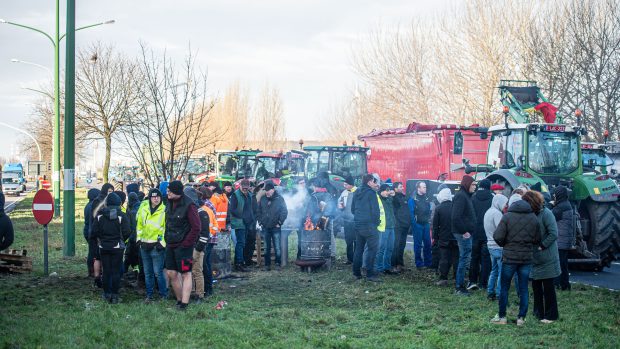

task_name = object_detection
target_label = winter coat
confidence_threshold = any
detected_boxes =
[83,188,100,241]
[185,188,211,252]
[165,195,201,249]
[432,189,455,247]
[351,184,380,228]
[553,200,574,250]
[471,188,494,241]
[484,195,508,250]
[137,201,166,248]
[393,192,411,229]
[381,196,395,229]
[126,193,141,243]
[409,193,432,225]
[229,189,255,229]
[493,200,542,264]
[307,190,333,225]
[0,193,14,251]
[531,208,561,280]
[258,191,289,229]
[338,187,357,222]
[451,185,476,235]
[90,206,131,250]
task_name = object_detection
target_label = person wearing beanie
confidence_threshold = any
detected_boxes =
[0,192,15,251]
[90,192,131,304]
[164,180,201,310]
[137,191,146,202]
[222,181,234,198]
[126,182,140,195]
[376,184,396,274]
[90,183,115,288]
[552,186,573,291]
[199,187,218,297]
[84,188,101,277]
[184,187,212,303]
[338,175,358,264]
[408,181,433,269]
[433,188,458,286]
[228,178,254,272]
[391,182,411,273]
[123,192,142,281]
[352,174,382,282]
[114,191,127,214]
[137,187,167,302]
[451,175,477,296]
[468,178,493,291]
[257,181,288,271]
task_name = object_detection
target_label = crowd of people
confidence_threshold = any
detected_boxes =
[83,172,575,322]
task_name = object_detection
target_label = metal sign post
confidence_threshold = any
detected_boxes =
[43,224,49,275]
[32,190,54,276]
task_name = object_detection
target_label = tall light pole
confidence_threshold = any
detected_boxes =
[1,10,114,219]
[64,0,76,257]
[0,122,42,161]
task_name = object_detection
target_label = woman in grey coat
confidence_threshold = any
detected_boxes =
[523,191,560,323]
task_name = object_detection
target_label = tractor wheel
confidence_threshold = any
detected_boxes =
[585,200,620,264]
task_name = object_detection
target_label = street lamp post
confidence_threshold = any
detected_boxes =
[64,0,76,257]
[1,8,114,220]
[0,122,42,161]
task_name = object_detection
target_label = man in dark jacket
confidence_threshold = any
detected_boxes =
[376,184,396,274]
[164,180,201,311]
[469,179,493,291]
[0,192,14,251]
[258,181,288,270]
[338,176,357,264]
[391,182,410,273]
[184,187,211,303]
[552,186,573,291]
[408,181,433,269]
[433,188,458,286]
[90,183,115,288]
[243,181,260,267]
[84,188,100,277]
[492,199,541,325]
[90,193,131,304]
[351,174,382,282]
[229,179,254,272]
[123,192,142,279]
[451,175,477,296]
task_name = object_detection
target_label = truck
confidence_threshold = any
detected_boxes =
[303,145,369,190]
[1,163,27,196]
[359,123,490,195]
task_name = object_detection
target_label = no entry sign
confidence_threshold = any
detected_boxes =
[32,189,54,226]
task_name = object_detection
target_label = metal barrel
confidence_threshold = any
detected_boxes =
[211,232,232,279]
[299,229,331,260]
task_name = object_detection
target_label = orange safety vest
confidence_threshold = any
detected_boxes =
[201,203,219,237]
[212,193,229,230]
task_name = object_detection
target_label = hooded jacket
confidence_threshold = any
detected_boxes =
[229,189,255,229]
[258,191,288,229]
[351,183,381,228]
[484,194,508,250]
[137,198,166,248]
[90,193,131,250]
[432,188,454,247]
[380,195,395,229]
[0,193,14,251]
[393,191,411,228]
[471,187,494,241]
[83,188,101,241]
[493,200,542,264]
[127,192,141,243]
[184,187,211,252]
[451,181,476,235]
[552,186,574,250]
[338,186,357,222]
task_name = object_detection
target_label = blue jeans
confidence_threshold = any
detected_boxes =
[140,247,167,298]
[263,227,282,267]
[353,225,379,278]
[413,223,432,268]
[375,228,395,272]
[487,248,502,297]
[499,263,532,318]
[234,228,246,265]
[453,233,472,289]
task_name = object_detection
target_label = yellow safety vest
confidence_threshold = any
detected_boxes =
[377,194,386,233]
[136,201,167,247]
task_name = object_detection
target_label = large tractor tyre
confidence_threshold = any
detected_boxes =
[585,200,620,266]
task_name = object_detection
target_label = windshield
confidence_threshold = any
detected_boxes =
[306,151,329,179]
[237,155,257,179]
[2,177,19,184]
[488,132,524,169]
[528,132,579,174]
[582,149,614,168]
[218,154,237,177]
[185,158,206,174]
[255,157,278,181]
[333,151,366,178]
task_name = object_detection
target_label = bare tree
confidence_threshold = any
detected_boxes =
[251,83,286,150]
[75,43,142,182]
[199,81,248,151]
[120,43,217,187]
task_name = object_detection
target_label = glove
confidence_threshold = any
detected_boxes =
[195,237,208,252]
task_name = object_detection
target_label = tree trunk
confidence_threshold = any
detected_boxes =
[103,136,112,183]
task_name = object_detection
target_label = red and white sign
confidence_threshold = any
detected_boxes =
[32,189,54,225]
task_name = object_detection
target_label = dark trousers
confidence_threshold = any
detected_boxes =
[532,278,559,321]
[100,249,124,295]
[244,227,257,265]
[392,225,409,267]
[202,244,214,293]
[555,249,571,290]
[344,221,356,263]
[85,235,94,275]
[263,227,282,267]
[438,242,459,280]
[234,228,247,265]
[353,225,379,278]
[470,240,491,287]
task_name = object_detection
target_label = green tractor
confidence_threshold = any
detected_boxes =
[235,149,261,180]
[581,143,615,175]
[483,80,620,269]
[303,145,369,191]
[253,151,307,190]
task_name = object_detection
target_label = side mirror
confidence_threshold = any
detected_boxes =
[454,132,464,155]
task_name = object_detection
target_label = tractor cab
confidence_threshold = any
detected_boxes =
[235,149,261,180]
[303,145,368,189]
[581,143,614,175]
[253,151,307,189]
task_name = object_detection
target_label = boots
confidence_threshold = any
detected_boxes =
[109,294,119,304]
[94,276,103,288]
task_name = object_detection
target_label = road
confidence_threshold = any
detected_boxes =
[3,192,26,214]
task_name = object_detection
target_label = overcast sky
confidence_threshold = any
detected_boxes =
[0,0,450,160]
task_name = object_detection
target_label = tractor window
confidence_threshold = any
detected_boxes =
[487,132,523,169]
[582,149,614,168]
[333,151,366,178]
[237,156,257,179]
[307,151,329,179]
[255,158,278,181]
[528,132,579,174]
[219,154,237,177]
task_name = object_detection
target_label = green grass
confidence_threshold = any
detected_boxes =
[1,190,619,348]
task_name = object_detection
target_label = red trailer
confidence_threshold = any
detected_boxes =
[359,122,490,194]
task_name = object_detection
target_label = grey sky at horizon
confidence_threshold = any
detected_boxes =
[0,0,450,165]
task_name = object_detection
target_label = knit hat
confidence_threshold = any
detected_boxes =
[263,181,275,191]
[137,191,146,201]
[100,183,114,194]
[114,191,126,205]
[344,175,355,186]
[125,183,140,195]
[385,178,393,187]
[87,188,101,201]
[222,181,233,188]
[106,192,121,207]
[478,179,491,190]
[168,180,184,195]
[530,182,542,193]
[460,175,475,191]
[148,188,162,198]
[490,184,505,191]
[379,184,390,193]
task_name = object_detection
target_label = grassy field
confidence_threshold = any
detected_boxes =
[1,190,618,348]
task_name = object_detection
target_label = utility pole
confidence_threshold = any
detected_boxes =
[63,0,76,256]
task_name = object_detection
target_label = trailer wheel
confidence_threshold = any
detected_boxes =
[585,200,620,265]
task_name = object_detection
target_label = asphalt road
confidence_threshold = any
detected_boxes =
[3,192,26,214]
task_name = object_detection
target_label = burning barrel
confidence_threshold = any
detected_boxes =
[211,232,232,279]
[299,229,331,260]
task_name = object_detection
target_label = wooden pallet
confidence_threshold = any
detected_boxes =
[0,249,33,273]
